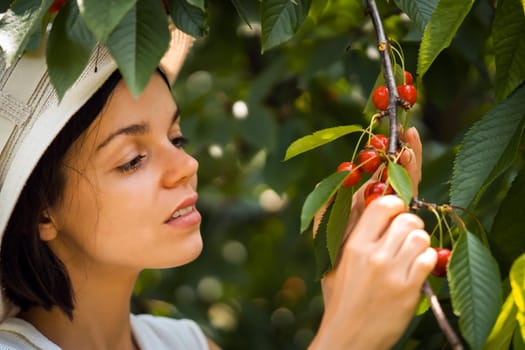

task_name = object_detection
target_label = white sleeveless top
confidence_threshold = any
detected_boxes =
[0,314,209,349]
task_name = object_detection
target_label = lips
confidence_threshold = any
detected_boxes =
[170,206,194,220]
[165,193,198,223]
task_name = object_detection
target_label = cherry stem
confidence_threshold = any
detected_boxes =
[422,281,464,350]
[365,0,399,155]
[410,198,464,348]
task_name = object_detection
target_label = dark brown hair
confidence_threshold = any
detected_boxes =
[0,69,123,319]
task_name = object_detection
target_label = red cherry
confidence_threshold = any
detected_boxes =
[48,0,66,13]
[372,86,389,111]
[432,248,452,277]
[364,181,394,199]
[404,71,413,85]
[337,162,362,187]
[397,85,417,107]
[368,134,389,152]
[365,193,382,207]
[357,149,382,174]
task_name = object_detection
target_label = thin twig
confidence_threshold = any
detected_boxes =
[366,0,399,155]
[422,281,464,350]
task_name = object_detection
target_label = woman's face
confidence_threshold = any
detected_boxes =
[47,73,202,273]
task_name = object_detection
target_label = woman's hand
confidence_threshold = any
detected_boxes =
[311,196,437,349]
[310,127,437,349]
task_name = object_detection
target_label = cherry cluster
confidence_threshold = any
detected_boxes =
[336,133,395,207]
[372,71,417,111]
[338,138,453,278]
[337,69,452,278]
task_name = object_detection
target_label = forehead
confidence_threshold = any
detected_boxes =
[67,73,177,159]
[98,73,174,124]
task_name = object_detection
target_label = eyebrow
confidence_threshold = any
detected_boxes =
[96,108,180,152]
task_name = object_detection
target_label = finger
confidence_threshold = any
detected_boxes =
[403,127,422,168]
[339,175,379,245]
[393,228,431,279]
[399,129,422,197]
[407,247,438,286]
[378,213,425,255]
[349,195,406,245]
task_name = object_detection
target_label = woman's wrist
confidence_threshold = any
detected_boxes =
[309,310,393,350]
[308,314,356,350]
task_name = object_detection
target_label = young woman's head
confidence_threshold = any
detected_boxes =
[0,28,197,320]
[2,69,202,319]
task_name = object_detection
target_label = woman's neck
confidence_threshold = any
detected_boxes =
[20,267,140,350]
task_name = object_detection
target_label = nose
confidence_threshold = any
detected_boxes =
[160,142,199,188]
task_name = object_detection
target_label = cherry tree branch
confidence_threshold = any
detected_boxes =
[365,2,463,348]
[422,282,464,350]
[365,0,399,155]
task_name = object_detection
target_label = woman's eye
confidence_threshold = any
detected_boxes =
[171,136,189,149]
[116,154,146,173]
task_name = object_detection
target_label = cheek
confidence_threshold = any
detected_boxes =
[50,173,102,253]
[52,174,146,260]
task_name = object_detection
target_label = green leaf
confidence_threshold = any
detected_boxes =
[448,231,503,350]
[393,0,439,32]
[284,125,363,161]
[167,0,208,37]
[493,0,525,102]
[326,186,352,266]
[186,0,205,11]
[417,0,475,79]
[308,0,329,23]
[313,205,332,281]
[106,0,170,98]
[489,167,525,276]
[46,0,96,100]
[514,327,525,349]
[229,0,251,28]
[450,84,525,209]
[261,0,311,52]
[483,293,518,350]
[78,0,136,43]
[510,254,525,341]
[387,161,413,207]
[300,171,347,233]
[0,0,54,64]
[0,1,9,12]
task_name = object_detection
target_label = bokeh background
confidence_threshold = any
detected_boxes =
[132,0,499,348]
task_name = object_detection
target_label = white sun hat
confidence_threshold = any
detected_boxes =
[0,23,194,321]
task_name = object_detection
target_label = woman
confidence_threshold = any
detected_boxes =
[0,25,437,349]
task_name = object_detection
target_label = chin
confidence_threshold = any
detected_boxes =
[182,231,204,264]
[160,229,204,268]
